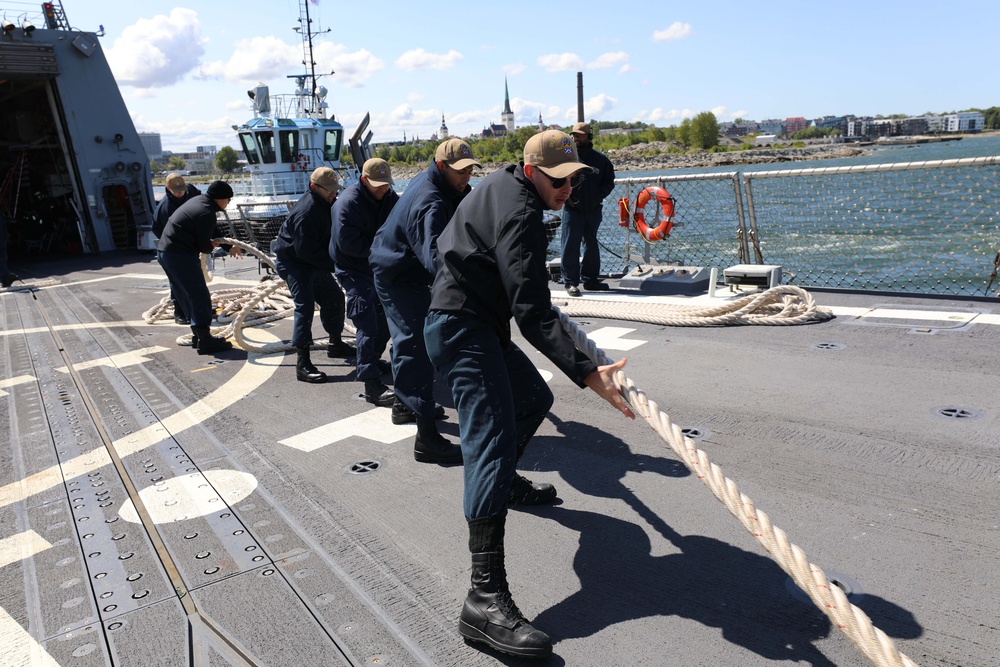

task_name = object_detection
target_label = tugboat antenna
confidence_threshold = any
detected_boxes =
[296,0,331,118]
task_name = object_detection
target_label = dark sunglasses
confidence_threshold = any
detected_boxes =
[540,170,586,189]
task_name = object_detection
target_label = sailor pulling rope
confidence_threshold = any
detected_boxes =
[557,310,918,667]
[143,237,918,665]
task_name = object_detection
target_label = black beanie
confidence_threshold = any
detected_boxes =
[206,180,234,199]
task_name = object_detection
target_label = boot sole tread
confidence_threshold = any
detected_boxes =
[458,621,551,658]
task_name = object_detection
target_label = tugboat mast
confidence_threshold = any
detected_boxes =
[294,0,331,119]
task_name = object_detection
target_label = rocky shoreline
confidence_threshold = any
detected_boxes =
[387,142,868,181]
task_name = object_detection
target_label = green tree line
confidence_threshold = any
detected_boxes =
[352,111,724,167]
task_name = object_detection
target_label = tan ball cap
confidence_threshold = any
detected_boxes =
[362,158,394,186]
[435,139,482,170]
[523,130,593,179]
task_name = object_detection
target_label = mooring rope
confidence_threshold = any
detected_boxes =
[558,310,918,667]
[141,238,354,354]
[555,284,834,326]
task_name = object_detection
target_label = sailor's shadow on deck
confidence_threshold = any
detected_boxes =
[522,417,921,664]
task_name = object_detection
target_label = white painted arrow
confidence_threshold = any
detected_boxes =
[279,408,416,452]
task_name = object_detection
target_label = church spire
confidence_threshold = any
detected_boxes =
[501,77,515,132]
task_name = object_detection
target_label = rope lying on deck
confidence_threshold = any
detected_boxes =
[141,238,354,354]
[554,284,834,326]
[558,309,919,667]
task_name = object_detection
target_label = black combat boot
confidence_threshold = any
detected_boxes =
[459,517,551,658]
[508,473,557,506]
[173,300,190,325]
[296,346,327,383]
[392,397,446,425]
[413,418,462,464]
[363,377,395,407]
[1,272,19,288]
[193,326,232,355]
[326,338,354,358]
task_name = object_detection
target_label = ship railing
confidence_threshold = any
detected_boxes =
[588,155,1000,297]
[229,171,312,198]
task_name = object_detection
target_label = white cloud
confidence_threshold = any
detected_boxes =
[537,53,585,73]
[711,105,729,118]
[106,8,206,89]
[503,62,526,75]
[396,48,463,71]
[563,93,617,122]
[318,45,385,88]
[619,63,633,74]
[587,52,629,70]
[196,35,299,83]
[637,108,696,123]
[653,22,693,42]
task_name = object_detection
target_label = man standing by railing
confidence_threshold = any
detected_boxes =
[560,122,615,297]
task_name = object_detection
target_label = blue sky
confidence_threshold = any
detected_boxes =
[37,0,1000,152]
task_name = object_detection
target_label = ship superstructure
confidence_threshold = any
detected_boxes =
[0,1,154,255]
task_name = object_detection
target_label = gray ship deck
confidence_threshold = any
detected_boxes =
[2,253,997,667]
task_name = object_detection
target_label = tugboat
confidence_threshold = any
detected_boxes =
[224,0,372,251]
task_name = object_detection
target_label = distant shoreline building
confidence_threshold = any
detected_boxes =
[481,79,516,139]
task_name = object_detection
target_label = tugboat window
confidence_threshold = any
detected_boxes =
[324,130,342,161]
[279,131,299,164]
[239,133,260,165]
[256,133,277,164]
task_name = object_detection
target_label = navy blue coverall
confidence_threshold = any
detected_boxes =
[425,164,597,520]
[330,181,399,381]
[370,161,470,419]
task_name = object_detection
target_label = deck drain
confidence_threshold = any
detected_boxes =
[935,406,983,420]
[812,342,846,351]
[680,427,708,442]
[347,459,386,475]
[785,571,864,605]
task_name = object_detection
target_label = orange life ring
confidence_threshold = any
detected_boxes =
[292,152,309,172]
[633,186,675,242]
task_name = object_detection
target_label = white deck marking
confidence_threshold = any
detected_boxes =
[118,470,258,524]
[585,326,647,351]
[538,369,554,383]
[0,532,60,667]
[54,346,169,373]
[0,605,61,667]
[0,530,52,569]
[0,375,36,397]
[0,332,283,510]
[279,408,416,452]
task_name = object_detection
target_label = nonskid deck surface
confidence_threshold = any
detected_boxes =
[1,253,997,667]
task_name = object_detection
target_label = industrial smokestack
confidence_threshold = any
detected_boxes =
[576,72,584,123]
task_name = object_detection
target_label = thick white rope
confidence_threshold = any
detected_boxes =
[558,310,918,667]
[555,284,834,327]
[141,238,354,354]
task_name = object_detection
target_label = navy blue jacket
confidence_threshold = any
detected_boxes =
[152,183,201,238]
[369,161,470,287]
[157,195,223,255]
[273,189,336,271]
[330,181,399,275]
[429,164,596,386]
[567,145,615,211]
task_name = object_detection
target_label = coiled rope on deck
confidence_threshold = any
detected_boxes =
[142,238,353,354]
[558,309,918,667]
[555,284,834,326]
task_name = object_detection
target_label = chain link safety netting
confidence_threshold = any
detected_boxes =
[558,155,1000,297]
